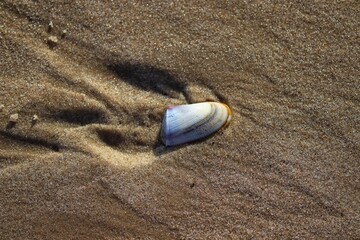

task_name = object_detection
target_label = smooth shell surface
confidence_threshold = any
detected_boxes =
[161,102,232,147]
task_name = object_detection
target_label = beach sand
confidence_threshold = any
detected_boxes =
[0,1,359,239]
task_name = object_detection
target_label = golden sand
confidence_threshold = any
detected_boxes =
[0,1,359,239]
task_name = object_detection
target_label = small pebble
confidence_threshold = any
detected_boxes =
[32,114,39,122]
[47,36,58,48]
[48,21,54,32]
[0,104,4,111]
[61,29,67,38]
[9,113,19,123]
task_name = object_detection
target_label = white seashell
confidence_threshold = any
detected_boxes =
[161,102,232,147]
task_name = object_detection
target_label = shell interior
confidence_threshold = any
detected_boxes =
[161,102,232,147]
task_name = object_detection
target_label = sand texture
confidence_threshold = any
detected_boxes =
[0,1,359,239]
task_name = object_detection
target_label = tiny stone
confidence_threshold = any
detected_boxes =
[0,104,4,111]
[61,29,67,38]
[32,114,39,122]
[47,36,58,48]
[9,113,19,123]
[48,21,54,32]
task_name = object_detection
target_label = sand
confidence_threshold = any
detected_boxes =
[0,1,359,239]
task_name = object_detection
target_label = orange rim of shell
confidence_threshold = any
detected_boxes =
[220,103,232,130]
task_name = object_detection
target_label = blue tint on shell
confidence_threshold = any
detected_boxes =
[161,102,231,147]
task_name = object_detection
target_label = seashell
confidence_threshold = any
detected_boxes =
[161,102,232,147]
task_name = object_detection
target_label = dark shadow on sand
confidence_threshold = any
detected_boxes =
[52,108,108,126]
[0,130,60,152]
[6,122,16,130]
[151,127,225,156]
[108,62,188,100]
